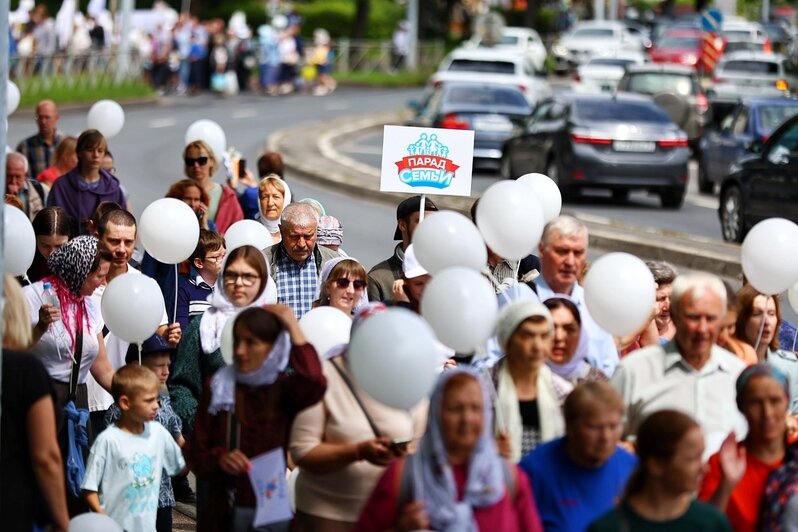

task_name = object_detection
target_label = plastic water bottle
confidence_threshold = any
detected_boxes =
[42,282,69,356]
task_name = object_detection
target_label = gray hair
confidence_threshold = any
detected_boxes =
[646,261,677,286]
[280,202,319,228]
[7,151,28,173]
[541,215,587,246]
[670,273,727,318]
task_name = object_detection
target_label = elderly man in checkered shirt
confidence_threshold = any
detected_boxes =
[264,202,340,319]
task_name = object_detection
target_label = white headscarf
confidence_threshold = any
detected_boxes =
[313,256,369,312]
[199,246,278,354]
[542,294,590,382]
[256,176,292,234]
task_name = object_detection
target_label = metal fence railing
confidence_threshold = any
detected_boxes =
[332,39,447,74]
[10,50,145,90]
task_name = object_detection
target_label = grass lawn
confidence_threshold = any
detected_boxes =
[333,69,434,88]
[16,77,155,109]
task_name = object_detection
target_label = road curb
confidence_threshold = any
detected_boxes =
[269,112,743,278]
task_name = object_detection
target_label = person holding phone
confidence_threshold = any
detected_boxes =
[289,303,427,532]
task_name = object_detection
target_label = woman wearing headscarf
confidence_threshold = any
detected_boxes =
[169,245,277,433]
[26,206,74,285]
[543,296,608,384]
[354,369,543,532]
[290,303,426,532]
[23,235,115,411]
[313,257,368,316]
[188,305,326,531]
[699,364,796,531]
[255,174,292,245]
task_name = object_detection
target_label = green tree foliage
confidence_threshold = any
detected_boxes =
[295,0,404,39]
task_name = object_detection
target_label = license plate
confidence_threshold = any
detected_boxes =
[613,140,656,152]
[474,116,512,132]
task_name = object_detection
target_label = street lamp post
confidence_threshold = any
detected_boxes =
[408,0,418,71]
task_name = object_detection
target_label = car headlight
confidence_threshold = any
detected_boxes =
[553,44,568,56]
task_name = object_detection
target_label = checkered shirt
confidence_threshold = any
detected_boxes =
[16,131,64,178]
[275,248,319,319]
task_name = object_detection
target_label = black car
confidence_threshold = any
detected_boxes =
[407,82,532,170]
[719,113,798,242]
[499,92,690,207]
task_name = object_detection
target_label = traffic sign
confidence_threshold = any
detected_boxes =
[700,32,724,72]
[701,8,723,32]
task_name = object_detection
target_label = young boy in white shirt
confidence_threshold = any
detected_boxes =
[82,364,186,532]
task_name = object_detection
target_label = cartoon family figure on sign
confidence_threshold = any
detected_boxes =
[397,133,460,189]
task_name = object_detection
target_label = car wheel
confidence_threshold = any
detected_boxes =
[659,186,686,209]
[612,189,629,202]
[697,157,714,194]
[499,153,513,180]
[720,185,746,243]
[547,158,576,201]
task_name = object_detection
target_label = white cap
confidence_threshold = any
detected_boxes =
[403,244,428,279]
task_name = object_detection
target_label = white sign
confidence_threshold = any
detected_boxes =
[248,448,293,527]
[380,125,474,197]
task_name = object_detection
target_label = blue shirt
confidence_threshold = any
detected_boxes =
[520,437,637,532]
[274,247,318,319]
[176,275,214,334]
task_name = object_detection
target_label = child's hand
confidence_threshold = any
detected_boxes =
[219,449,251,475]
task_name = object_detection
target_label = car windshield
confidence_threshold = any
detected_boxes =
[759,105,798,133]
[657,36,700,48]
[574,100,672,123]
[445,86,529,109]
[762,24,788,39]
[721,60,779,74]
[448,59,516,75]
[626,73,694,96]
[723,41,763,53]
[572,28,615,38]
[721,29,754,39]
[588,58,638,67]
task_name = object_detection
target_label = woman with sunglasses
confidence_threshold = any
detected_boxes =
[314,257,368,317]
[182,140,243,235]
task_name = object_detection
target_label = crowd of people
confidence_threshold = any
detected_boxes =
[9,3,338,97]
[4,96,798,532]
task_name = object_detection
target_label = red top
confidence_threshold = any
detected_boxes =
[353,459,544,532]
[698,444,784,532]
[187,343,326,530]
[214,185,244,235]
[36,166,61,187]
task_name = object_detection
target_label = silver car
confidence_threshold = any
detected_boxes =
[709,51,796,104]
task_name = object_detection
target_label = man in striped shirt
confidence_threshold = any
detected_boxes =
[16,100,64,179]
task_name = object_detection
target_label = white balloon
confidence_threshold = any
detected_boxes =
[101,273,165,344]
[185,119,227,163]
[583,252,656,337]
[4,206,36,275]
[225,220,272,251]
[789,283,798,317]
[139,198,200,264]
[412,210,487,274]
[476,180,545,260]
[517,173,562,223]
[349,308,439,410]
[421,267,499,352]
[299,307,351,358]
[70,513,124,532]
[87,99,125,138]
[6,80,20,116]
[741,218,798,295]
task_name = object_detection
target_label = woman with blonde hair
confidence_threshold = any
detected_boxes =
[314,257,368,316]
[256,174,292,245]
[36,136,78,188]
[182,139,243,234]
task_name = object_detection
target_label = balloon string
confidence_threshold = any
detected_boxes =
[138,343,142,365]
[173,264,178,325]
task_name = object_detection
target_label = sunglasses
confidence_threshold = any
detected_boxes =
[184,156,209,167]
[334,278,367,290]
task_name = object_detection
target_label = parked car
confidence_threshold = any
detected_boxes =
[466,26,547,73]
[648,29,705,70]
[499,92,689,207]
[720,20,771,50]
[617,64,710,151]
[408,82,532,170]
[552,21,642,73]
[710,52,796,103]
[430,47,552,105]
[718,113,798,241]
[699,98,798,193]
[573,50,648,93]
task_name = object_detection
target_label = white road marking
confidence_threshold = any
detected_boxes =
[232,109,258,119]
[149,118,176,128]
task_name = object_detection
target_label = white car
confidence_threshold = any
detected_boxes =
[720,20,769,43]
[710,51,796,103]
[552,21,643,73]
[574,50,648,93]
[431,48,553,105]
[466,27,548,73]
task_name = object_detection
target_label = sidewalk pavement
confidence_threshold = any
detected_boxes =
[267,111,743,279]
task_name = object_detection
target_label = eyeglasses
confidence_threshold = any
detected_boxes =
[204,253,225,264]
[334,278,367,290]
[223,272,260,286]
[184,156,209,167]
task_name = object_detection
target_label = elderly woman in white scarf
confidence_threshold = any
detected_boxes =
[169,244,277,433]
[256,174,292,245]
[312,256,369,316]
[491,301,573,463]
[542,295,608,384]
[354,368,543,532]
[188,304,326,532]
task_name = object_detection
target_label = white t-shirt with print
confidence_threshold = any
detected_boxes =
[81,422,185,532]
